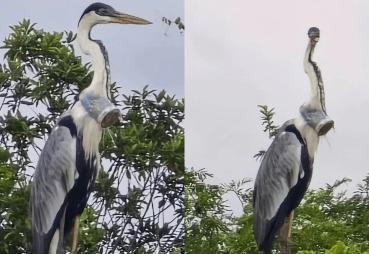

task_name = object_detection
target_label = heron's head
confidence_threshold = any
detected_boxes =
[308,27,320,47]
[299,106,334,136]
[78,2,152,27]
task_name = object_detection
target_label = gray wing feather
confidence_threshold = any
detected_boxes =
[31,126,76,249]
[253,131,302,245]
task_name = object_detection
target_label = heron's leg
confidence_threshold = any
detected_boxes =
[71,215,81,254]
[57,208,66,254]
[287,211,294,238]
[278,211,294,254]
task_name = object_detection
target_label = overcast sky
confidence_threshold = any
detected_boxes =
[1,0,184,97]
[186,0,369,214]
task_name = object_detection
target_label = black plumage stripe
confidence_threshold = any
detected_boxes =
[58,115,77,137]
[308,42,326,114]
[64,134,97,234]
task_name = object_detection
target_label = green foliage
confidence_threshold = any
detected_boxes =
[0,163,32,253]
[0,20,183,253]
[185,169,230,254]
[185,170,369,253]
[0,147,10,162]
[325,241,369,254]
[292,178,369,253]
[64,207,105,253]
[1,19,91,115]
[94,87,184,253]
[257,105,278,138]
[254,105,279,161]
[221,186,259,254]
[298,241,369,254]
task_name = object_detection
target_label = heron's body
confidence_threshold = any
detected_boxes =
[253,118,317,253]
[32,112,100,253]
[31,3,151,253]
[253,27,333,253]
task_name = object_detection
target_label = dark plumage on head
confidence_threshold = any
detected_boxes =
[78,2,152,25]
[308,27,320,39]
[79,2,115,23]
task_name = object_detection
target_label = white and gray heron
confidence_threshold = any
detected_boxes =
[31,3,151,253]
[253,27,334,254]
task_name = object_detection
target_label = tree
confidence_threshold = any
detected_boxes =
[0,20,184,253]
[185,169,231,254]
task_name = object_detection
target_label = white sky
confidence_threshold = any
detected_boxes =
[186,0,369,214]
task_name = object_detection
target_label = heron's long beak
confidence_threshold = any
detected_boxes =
[112,12,152,25]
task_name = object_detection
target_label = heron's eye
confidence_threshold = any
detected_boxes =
[97,9,109,16]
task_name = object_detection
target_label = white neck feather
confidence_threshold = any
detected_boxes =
[77,14,108,98]
[294,116,319,159]
[303,40,325,112]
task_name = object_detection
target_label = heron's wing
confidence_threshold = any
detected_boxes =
[253,131,303,247]
[31,126,76,248]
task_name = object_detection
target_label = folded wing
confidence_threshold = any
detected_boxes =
[253,129,307,251]
[31,125,76,252]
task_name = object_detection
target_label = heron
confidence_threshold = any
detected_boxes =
[31,3,151,253]
[253,27,334,254]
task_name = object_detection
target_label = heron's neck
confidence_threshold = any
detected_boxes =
[294,116,319,159]
[71,102,102,160]
[303,40,326,113]
[77,18,111,99]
